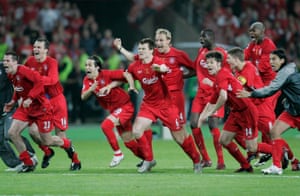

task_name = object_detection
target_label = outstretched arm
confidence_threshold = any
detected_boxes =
[113,38,135,62]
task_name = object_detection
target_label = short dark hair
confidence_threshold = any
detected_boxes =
[5,51,18,62]
[205,51,223,62]
[227,47,244,61]
[139,38,155,50]
[35,37,50,49]
[89,55,103,70]
[271,48,287,65]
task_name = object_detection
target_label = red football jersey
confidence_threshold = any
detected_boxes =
[193,46,230,99]
[82,69,131,112]
[153,47,193,91]
[127,56,170,107]
[235,61,265,105]
[8,65,51,117]
[211,68,253,111]
[25,56,63,97]
[244,37,276,85]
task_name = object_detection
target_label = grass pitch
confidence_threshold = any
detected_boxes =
[1,124,300,195]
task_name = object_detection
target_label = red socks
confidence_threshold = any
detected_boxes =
[272,139,285,168]
[144,129,153,152]
[124,140,143,159]
[272,138,294,168]
[61,138,71,149]
[101,119,120,151]
[39,145,52,156]
[19,151,33,165]
[136,134,153,161]
[257,142,272,154]
[192,127,210,161]
[225,142,250,168]
[211,128,224,164]
[181,135,200,164]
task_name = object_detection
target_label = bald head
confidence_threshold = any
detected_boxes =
[249,22,265,32]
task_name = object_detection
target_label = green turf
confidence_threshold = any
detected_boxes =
[1,123,300,195]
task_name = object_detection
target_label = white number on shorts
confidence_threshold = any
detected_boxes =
[245,128,252,137]
[43,121,51,130]
[61,117,67,127]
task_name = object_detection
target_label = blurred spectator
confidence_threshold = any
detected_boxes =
[99,29,114,60]
[0,32,8,60]
[80,28,97,55]
[59,52,84,124]
[106,49,122,70]
[23,19,42,44]
[22,1,39,25]
[18,35,33,62]
[128,0,174,24]
[37,1,59,41]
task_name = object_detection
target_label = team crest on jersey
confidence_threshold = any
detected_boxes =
[237,76,247,85]
[16,75,20,81]
[137,70,142,74]
[113,108,122,115]
[227,84,233,91]
[43,64,48,71]
[169,57,175,64]
[100,79,105,85]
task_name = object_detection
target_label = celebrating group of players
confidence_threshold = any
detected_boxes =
[2,21,300,175]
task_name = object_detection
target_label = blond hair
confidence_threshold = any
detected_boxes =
[155,28,172,40]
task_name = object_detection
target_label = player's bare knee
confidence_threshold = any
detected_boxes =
[8,129,16,140]
[219,137,229,146]
[246,143,257,153]
[120,131,133,142]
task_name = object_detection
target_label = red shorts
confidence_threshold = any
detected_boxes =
[257,101,275,134]
[13,106,53,133]
[137,101,182,131]
[111,102,134,131]
[223,105,258,140]
[169,90,186,123]
[278,111,300,130]
[191,95,224,118]
[50,94,68,131]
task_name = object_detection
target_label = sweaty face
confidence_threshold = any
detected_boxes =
[155,33,170,53]
[226,54,237,70]
[269,54,283,72]
[85,59,99,79]
[248,26,262,42]
[206,57,220,75]
[199,31,211,48]
[138,43,153,60]
[3,55,16,74]
[33,41,48,62]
